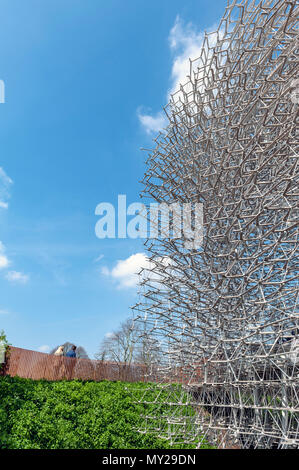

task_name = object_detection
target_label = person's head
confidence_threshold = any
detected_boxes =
[72,345,77,351]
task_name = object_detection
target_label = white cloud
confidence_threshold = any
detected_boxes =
[168,16,209,96]
[0,255,9,269]
[101,252,174,289]
[138,16,218,134]
[38,345,50,353]
[101,253,150,289]
[137,109,168,135]
[0,242,9,269]
[0,201,8,209]
[5,270,29,284]
[105,332,116,339]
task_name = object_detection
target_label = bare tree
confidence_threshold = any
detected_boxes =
[96,317,164,376]
[134,329,163,368]
[95,318,138,365]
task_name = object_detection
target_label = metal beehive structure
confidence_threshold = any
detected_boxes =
[132,0,299,449]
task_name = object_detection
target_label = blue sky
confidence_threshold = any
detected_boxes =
[0,0,228,357]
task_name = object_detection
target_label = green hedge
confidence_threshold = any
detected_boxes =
[0,376,212,449]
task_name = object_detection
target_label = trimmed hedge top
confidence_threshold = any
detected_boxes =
[0,376,212,449]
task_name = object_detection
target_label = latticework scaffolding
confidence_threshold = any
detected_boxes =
[132,0,299,449]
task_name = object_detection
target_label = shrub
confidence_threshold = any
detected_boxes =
[0,376,212,449]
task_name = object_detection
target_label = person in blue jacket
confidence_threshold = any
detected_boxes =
[66,345,77,358]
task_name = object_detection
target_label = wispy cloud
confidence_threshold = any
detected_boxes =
[0,308,10,315]
[38,345,50,353]
[105,332,116,339]
[0,171,29,284]
[0,170,12,269]
[0,167,13,209]
[0,167,13,186]
[94,254,104,263]
[138,16,217,134]
[5,270,29,284]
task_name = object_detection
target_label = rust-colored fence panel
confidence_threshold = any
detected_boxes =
[2,347,202,384]
[3,347,149,383]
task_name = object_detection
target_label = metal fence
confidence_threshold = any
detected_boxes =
[1,347,204,384]
[2,346,150,383]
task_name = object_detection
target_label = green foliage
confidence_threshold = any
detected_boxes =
[0,376,212,449]
[0,330,10,371]
[0,330,10,353]
[0,330,9,344]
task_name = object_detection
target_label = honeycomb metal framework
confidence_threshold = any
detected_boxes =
[132,0,299,449]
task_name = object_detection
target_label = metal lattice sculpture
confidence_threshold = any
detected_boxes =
[132,0,299,449]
